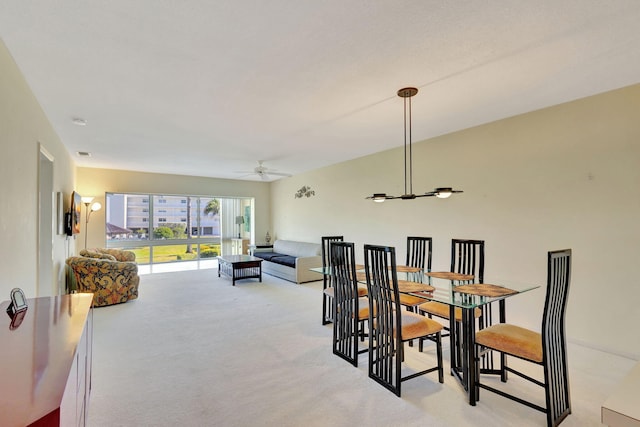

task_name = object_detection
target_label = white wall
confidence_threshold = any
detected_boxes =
[76,167,271,249]
[271,84,640,359]
[0,39,76,298]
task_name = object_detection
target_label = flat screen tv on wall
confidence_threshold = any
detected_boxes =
[65,191,82,236]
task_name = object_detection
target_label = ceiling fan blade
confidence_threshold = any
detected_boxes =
[234,161,292,180]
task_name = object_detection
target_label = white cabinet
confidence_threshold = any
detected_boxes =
[1,294,93,427]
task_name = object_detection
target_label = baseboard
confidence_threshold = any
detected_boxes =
[568,337,640,361]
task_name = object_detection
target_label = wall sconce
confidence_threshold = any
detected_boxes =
[82,196,102,249]
[235,215,245,239]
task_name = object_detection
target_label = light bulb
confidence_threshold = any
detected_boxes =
[435,188,452,199]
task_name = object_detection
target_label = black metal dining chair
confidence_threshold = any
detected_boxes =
[364,244,443,397]
[451,238,485,282]
[330,241,368,367]
[399,237,433,313]
[322,236,367,325]
[321,236,343,325]
[474,249,572,427]
[418,239,484,367]
[406,236,432,271]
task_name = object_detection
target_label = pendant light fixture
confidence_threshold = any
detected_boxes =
[366,87,463,202]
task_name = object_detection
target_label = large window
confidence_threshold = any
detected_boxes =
[105,193,253,273]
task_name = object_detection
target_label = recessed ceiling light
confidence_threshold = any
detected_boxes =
[77,151,91,157]
[71,117,87,126]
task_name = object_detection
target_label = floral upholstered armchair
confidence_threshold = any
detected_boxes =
[81,248,136,262]
[66,249,139,307]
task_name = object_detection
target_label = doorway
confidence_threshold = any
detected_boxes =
[38,144,54,296]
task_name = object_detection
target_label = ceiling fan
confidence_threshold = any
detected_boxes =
[236,161,292,181]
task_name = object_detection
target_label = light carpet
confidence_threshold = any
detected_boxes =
[87,269,635,426]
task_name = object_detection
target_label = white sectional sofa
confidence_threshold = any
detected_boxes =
[252,239,323,283]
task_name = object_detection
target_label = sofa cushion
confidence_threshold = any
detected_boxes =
[269,255,296,268]
[252,251,282,262]
[272,240,321,258]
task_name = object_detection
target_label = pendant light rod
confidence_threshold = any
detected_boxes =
[399,87,418,197]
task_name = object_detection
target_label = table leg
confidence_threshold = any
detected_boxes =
[449,304,457,377]
[499,299,507,382]
[499,299,506,323]
[462,306,477,405]
[413,294,520,405]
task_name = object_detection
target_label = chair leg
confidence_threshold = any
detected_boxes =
[322,293,333,325]
[406,306,415,347]
[436,332,444,383]
[417,309,426,351]
[474,344,481,402]
[501,352,508,382]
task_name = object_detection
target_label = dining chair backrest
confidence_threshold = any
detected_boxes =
[321,236,345,325]
[364,244,399,317]
[363,244,402,394]
[542,249,572,425]
[321,236,344,285]
[330,241,360,365]
[330,241,359,307]
[451,239,485,283]
[406,236,432,270]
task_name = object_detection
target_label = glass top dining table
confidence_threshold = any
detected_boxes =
[313,266,539,307]
[313,266,541,405]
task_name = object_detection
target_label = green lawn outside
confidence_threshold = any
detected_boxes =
[126,243,221,264]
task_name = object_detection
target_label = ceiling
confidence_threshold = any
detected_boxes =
[2,1,640,181]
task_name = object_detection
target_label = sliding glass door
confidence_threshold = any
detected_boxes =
[105,192,253,272]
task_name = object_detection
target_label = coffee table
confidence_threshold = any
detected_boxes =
[217,255,263,286]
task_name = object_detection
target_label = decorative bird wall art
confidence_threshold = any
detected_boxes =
[295,186,315,199]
